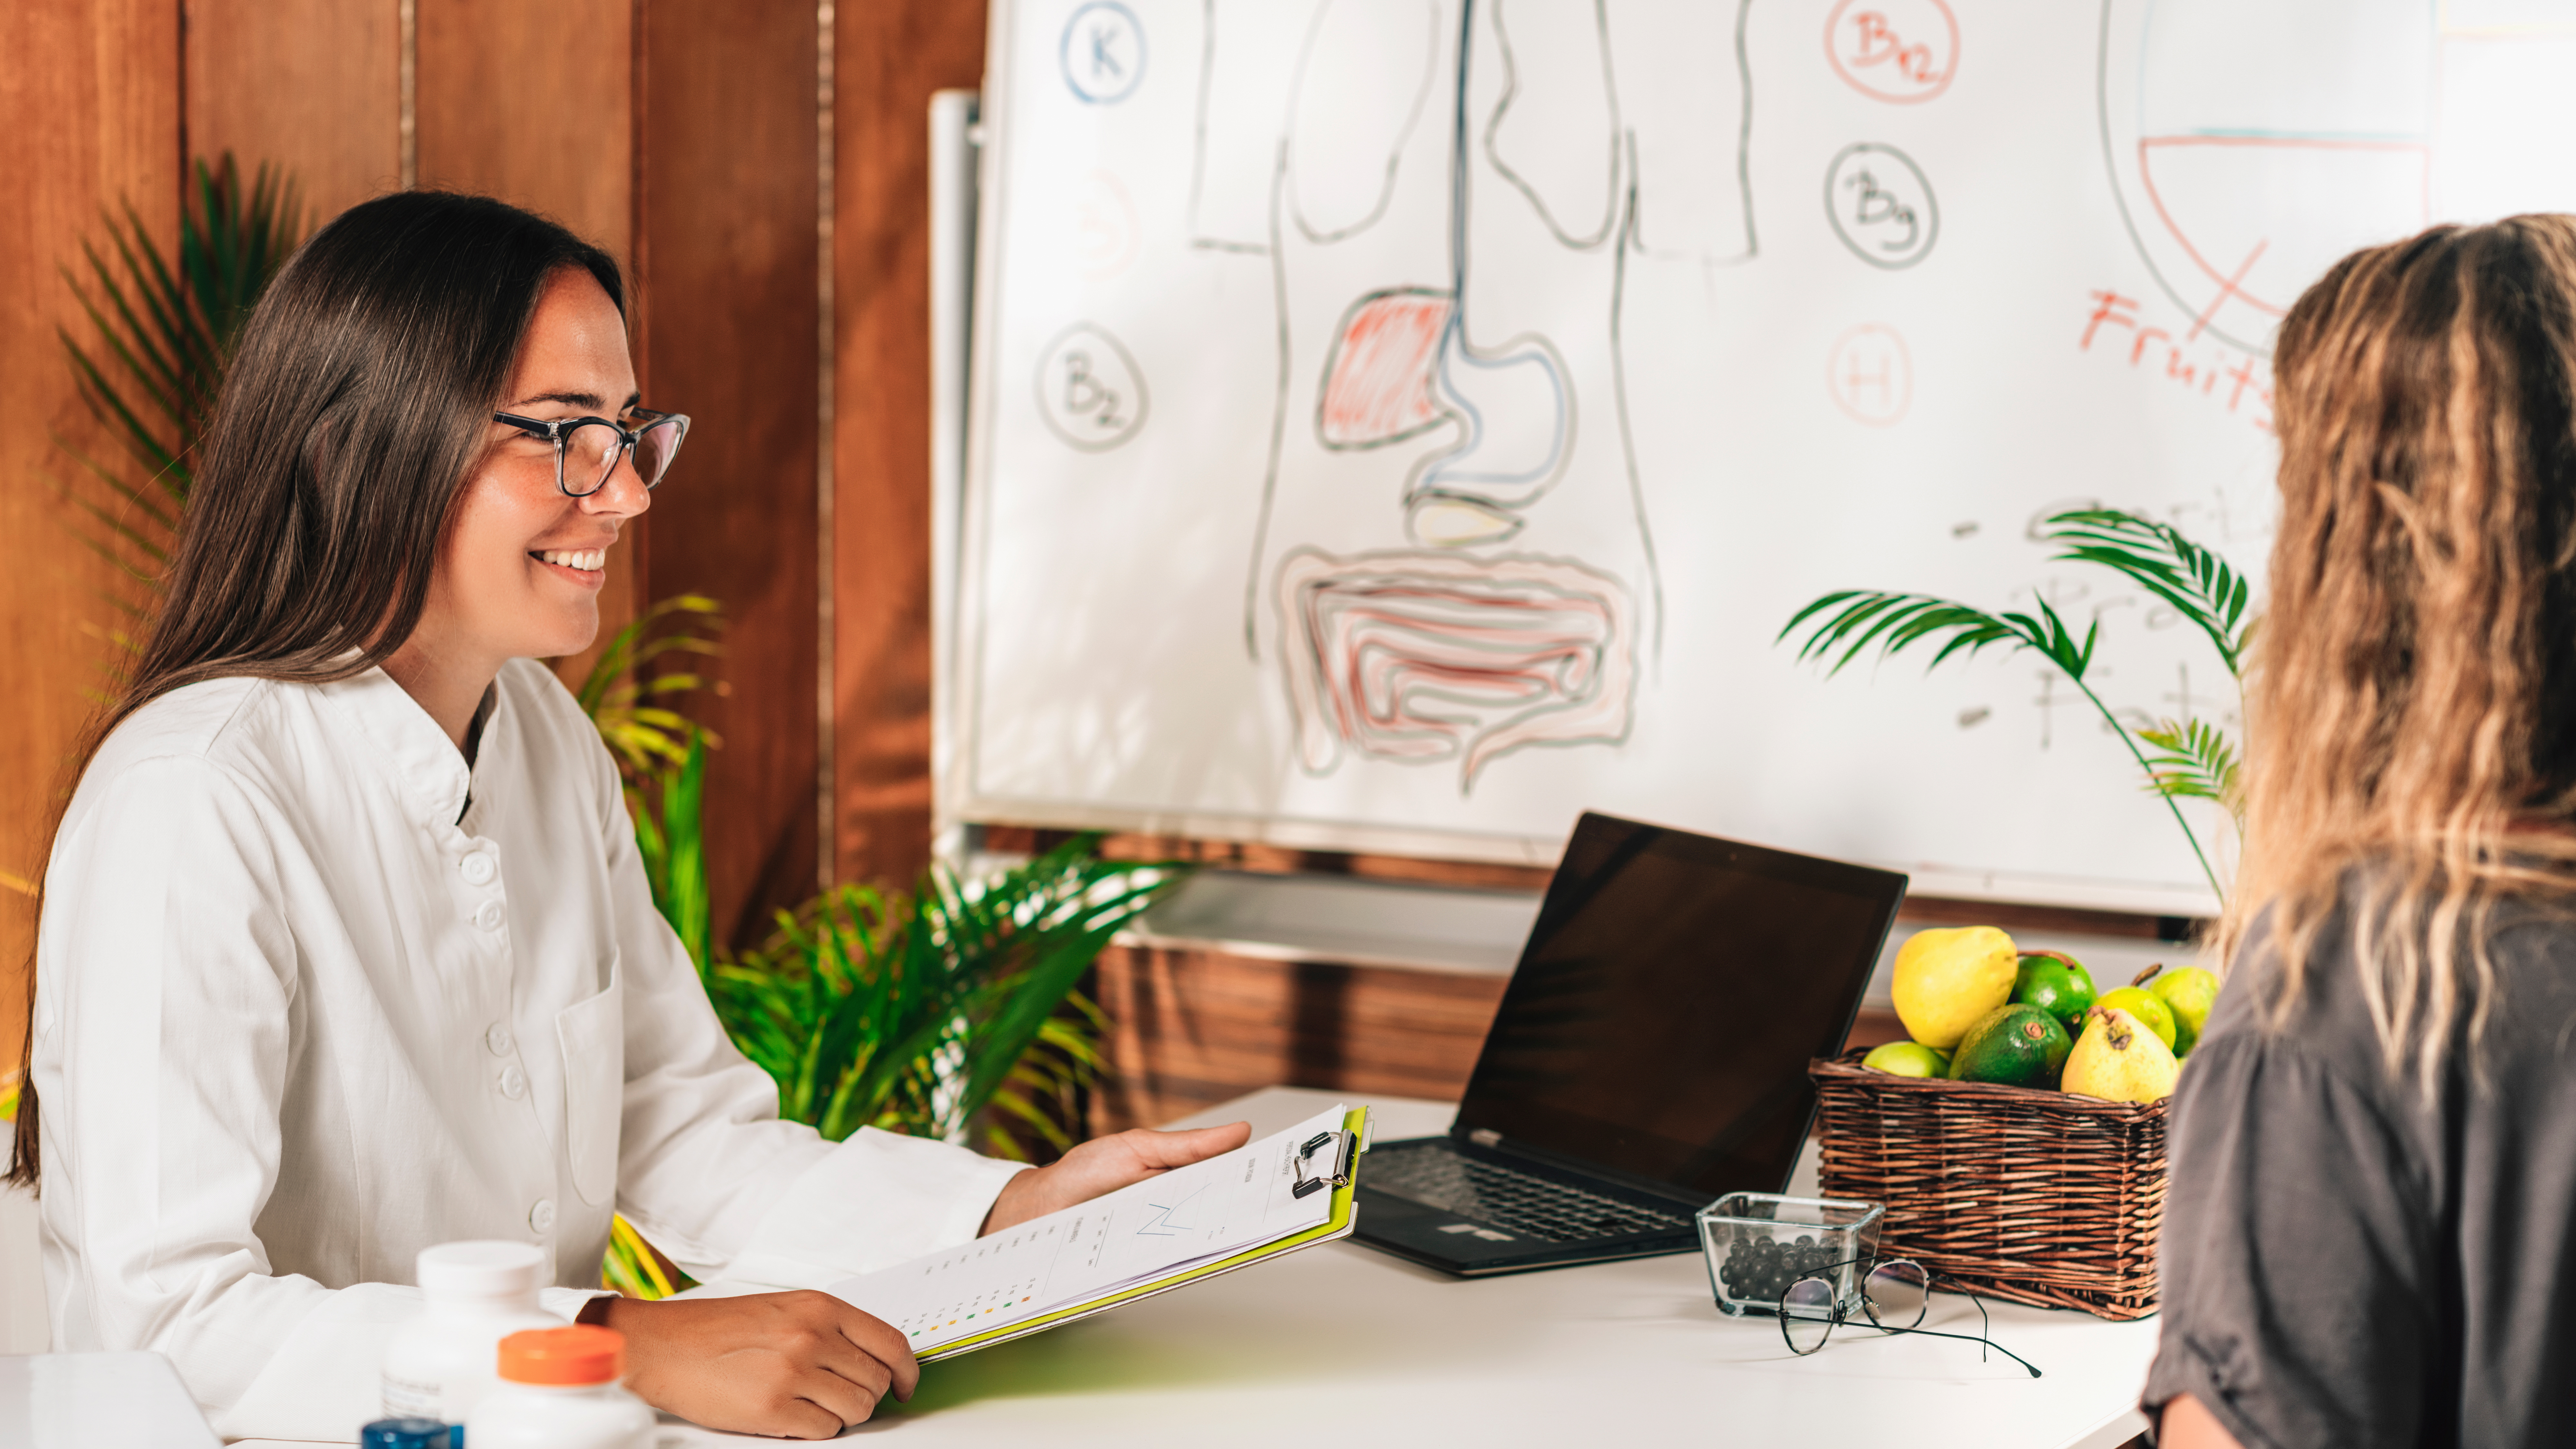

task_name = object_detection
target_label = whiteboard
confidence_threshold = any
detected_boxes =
[954,0,2576,915]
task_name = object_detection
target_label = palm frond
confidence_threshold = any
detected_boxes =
[54,435,181,535]
[1781,589,2098,682]
[1783,578,2226,901]
[577,595,727,784]
[53,152,306,682]
[576,594,724,712]
[2043,508,2250,675]
[701,838,1185,1154]
[629,730,713,975]
[2135,716,2243,820]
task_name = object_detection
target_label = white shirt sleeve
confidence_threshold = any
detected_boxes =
[578,718,1027,1287]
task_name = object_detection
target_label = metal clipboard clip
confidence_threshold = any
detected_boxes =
[1291,1129,1359,1199]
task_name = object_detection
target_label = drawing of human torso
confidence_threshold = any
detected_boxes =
[1189,0,1750,791]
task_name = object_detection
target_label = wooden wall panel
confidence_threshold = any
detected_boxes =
[415,0,642,692]
[831,0,987,890]
[183,0,401,221]
[1087,948,1511,1132]
[638,1,822,944]
[1089,952,1911,1132]
[415,0,633,258]
[1087,892,2154,1129]
[0,0,183,1077]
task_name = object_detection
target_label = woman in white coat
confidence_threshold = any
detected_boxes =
[6,191,1247,1441]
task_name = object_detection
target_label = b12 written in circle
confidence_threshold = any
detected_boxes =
[1825,0,1960,104]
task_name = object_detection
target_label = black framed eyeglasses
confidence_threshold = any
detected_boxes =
[1780,1256,2043,1378]
[492,408,689,497]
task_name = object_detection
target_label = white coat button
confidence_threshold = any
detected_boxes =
[529,1199,556,1235]
[472,900,505,931]
[485,1022,514,1056]
[460,852,497,885]
[499,1065,528,1100]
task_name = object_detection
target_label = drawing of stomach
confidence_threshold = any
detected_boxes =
[2102,0,2576,355]
[1275,548,1634,788]
[1314,286,1572,546]
[1230,0,1663,792]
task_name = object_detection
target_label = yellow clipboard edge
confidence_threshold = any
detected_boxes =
[916,1105,1371,1362]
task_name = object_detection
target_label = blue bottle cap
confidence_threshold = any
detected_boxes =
[359,1418,454,1449]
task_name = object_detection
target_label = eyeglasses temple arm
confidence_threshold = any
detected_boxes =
[1880,1324,2043,1378]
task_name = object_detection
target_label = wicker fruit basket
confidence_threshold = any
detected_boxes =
[1809,1050,2168,1321]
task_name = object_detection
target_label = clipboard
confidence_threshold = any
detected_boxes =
[914,1104,1372,1361]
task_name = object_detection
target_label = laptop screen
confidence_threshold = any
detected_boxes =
[1452,812,1907,1199]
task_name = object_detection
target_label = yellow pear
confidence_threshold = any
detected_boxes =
[1889,926,2019,1048]
[2061,1006,2181,1103]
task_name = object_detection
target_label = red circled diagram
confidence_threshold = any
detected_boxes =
[1825,0,1959,106]
[1826,323,1912,427]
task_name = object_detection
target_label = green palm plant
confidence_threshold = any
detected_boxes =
[707,836,1177,1158]
[577,592,726,785]
[1781,507,2250,902]
[629,726,714,976]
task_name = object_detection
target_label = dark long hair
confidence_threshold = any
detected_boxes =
[9,191,623,1188]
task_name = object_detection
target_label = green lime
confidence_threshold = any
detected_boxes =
[1947,1004,2073,1088]
[2146,966,2220,1056]
[1862,1040,1952,1078]
[2011,951,2097,1037]
[2094,987,2178,1052]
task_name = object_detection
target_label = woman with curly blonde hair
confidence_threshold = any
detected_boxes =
[2150,216,2576,1446]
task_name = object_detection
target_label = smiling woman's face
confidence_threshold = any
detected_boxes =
[423,266,650,670]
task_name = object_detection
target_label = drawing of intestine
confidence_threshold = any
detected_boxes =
[1276,548,1633,785]
[1193,0,1751,791]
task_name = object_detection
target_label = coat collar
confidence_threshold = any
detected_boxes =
[316,667,506,833]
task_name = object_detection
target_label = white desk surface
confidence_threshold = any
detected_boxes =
[237,1087,2157,1448]
[3,1350,223,1448]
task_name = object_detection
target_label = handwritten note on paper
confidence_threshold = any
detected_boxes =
[829,1104,1348,1352]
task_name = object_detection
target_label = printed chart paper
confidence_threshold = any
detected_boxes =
[827,1105,1348,1353]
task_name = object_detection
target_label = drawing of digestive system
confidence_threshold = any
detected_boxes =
[1188,0,1753,792]
[2100,0,2576,358]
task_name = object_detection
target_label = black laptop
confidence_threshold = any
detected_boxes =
[1352,811,1908,1275]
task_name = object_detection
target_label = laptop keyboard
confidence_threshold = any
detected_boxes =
[1364,1144,1694,1244]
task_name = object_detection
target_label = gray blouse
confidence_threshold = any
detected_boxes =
[2144,892,2576,1447]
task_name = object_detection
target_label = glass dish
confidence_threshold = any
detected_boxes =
[1696,1192,1885,1318]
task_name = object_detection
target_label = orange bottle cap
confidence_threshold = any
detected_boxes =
[497,1325,625,1385]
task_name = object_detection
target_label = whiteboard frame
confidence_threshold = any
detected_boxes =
[929,88,982,870]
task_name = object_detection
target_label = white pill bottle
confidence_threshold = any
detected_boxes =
[381,1241,567,1429]
[468,1325,656,1449]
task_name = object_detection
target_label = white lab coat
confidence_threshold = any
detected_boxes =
[28,659,1025,1441]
